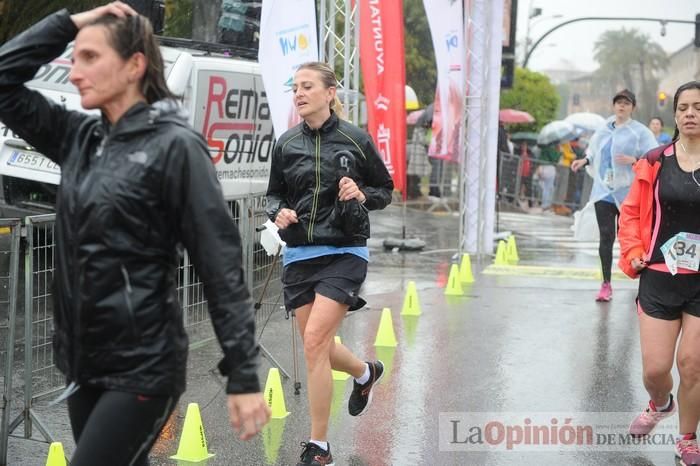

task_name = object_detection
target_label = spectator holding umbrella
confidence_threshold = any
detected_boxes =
[536,121,576,212]
[512,132,538,208]
[406,110,432,199]
[571,89,657,302]
[536,142,561,211]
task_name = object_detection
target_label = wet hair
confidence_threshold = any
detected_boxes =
[649,116,663,127]
[296,61,345,118]
[87,14,176,104]
[672,80,700,140]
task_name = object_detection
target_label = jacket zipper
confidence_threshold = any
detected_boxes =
[308,131,321,242]
[71,130,109,381]
[120,264,136,340]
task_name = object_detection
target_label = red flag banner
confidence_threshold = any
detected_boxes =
[359,0,406,195]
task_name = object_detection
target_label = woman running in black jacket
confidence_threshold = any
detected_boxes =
[266,62,394,465]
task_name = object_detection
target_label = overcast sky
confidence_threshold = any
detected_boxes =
[516,0,698,72]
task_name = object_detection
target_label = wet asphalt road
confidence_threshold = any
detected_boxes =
[5,205,686,465]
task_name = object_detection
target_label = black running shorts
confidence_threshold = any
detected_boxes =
[282,254,368,311]
[637,268,700,320]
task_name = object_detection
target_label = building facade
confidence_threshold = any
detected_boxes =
[658,42,700,98]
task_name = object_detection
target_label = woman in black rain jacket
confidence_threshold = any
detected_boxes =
[0,3,269,464]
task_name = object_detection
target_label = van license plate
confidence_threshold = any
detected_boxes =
[7,150,60,174]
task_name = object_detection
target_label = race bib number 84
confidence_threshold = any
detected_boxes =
[660,232,700,275]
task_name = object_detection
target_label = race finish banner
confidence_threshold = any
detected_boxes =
[258,0,318,138]
[358,0,407,195]
[423,0,465,162]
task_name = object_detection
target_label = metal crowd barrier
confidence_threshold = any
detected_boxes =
[0,192,287,465]
[401,157,461,213]
[245,195,284,333]
[0,219,21,465]
[498,151,591,212]
[11,215,60,446]
[241,194,290,380]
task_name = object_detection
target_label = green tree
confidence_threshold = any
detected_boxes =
[1,1,178,42]
[403,0,436,107]
[163,0,192,38]
[0,1,103,42]
[593,28,669,124]
[500,67,559,131]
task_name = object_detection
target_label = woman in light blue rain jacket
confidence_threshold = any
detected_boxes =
[571,89,658,302]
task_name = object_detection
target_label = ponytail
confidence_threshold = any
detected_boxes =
[331,96,345,120]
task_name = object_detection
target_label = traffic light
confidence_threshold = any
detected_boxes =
[501,57,515,89]
[658,91,667,108]
[695,13,700,48]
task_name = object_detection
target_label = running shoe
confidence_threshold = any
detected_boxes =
[595,281,612,302]
[297,442,334,466]
[629,394,676,437]
[676,434,700,466]
[348,360,384,416]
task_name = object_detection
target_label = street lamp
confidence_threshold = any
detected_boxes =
[522,4,541,62]
[523,16,698,68]
[524,42,558,64]
[522,8,563,64]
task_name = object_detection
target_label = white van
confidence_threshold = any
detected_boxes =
[0,38,274,217]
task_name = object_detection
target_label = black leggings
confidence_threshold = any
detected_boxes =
[594,200,620,283]
[67,386,177,466]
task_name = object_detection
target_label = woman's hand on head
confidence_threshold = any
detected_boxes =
[274,208,298,230]
[338,176,366,203]
[71,1,137,29]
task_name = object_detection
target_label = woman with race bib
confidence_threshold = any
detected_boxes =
[618,81,700,466]
[571,89,658,302]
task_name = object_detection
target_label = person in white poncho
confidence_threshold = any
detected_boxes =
[571,89,658,302]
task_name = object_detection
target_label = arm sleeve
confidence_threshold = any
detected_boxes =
[360,135,394,210]
[165,133,261,394]
[0,10,89,165]
[265,140,290,221]
[618,174,645,266]
[585,131,600,162]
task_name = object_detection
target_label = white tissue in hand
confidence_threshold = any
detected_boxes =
[260,220,286,256]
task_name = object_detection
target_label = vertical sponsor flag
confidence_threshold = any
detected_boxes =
[359,0,407,195]
[423,0,465,161]
[258,0,318,138]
